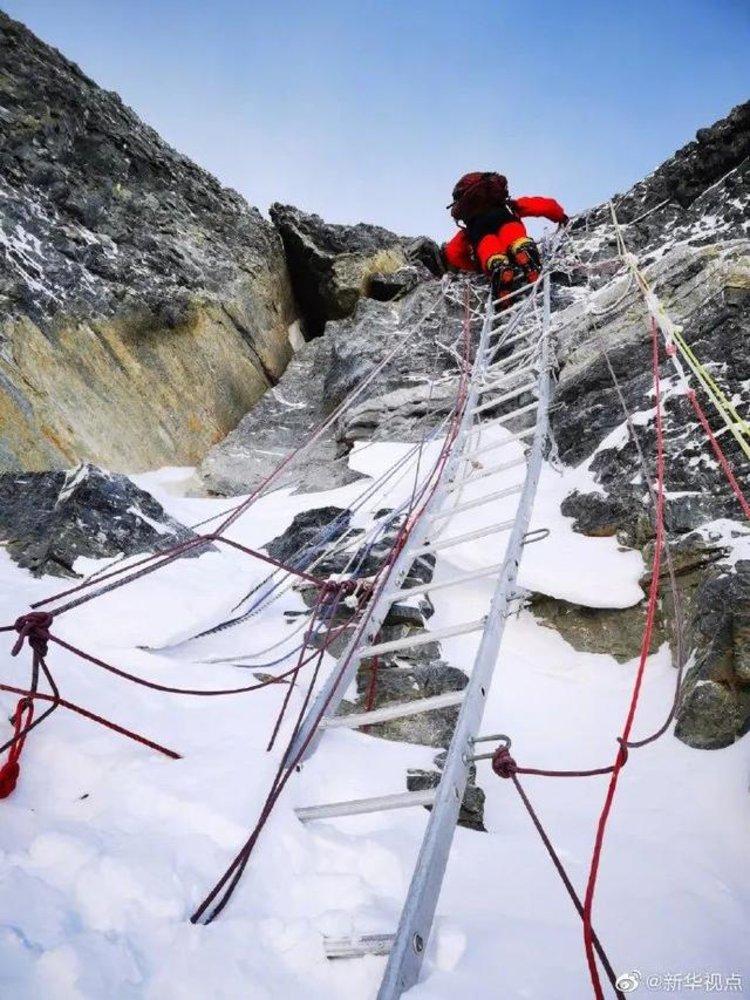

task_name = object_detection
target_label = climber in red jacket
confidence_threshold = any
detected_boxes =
[443,172,568,305]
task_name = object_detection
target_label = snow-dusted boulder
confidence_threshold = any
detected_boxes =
[0,463,201,576]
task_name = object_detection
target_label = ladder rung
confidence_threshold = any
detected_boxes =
[482,342,536,377]
[472,382,537,416]
[491,325,536,352]
[487,277,540,317]
[322,690,466,730]
[413,519,515,554]
[296,789,437,822]
[448,456,526,490]
[433,484,524,521]
[357,617,486,659]
[465,425,536,460]
[477,399,539,426]
[325,933,395,959]
[478,364,537,395]
[385,561,505,602]
[488,294,535,329]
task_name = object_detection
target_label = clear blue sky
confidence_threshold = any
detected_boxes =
[5,1,749,239]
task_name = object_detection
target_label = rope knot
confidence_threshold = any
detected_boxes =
[491,745,518,779]
[11,612,54,658]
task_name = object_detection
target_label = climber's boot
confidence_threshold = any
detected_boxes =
[487,253,516,309]
[509,237,542,285]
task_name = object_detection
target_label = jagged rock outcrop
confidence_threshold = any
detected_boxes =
[0,463,201,576]
[553,242,749,524]
[201,281,466,494]
[0,12,296,473]
[578,101,749,249]
[266,506,354,570]
[270,203,439,338]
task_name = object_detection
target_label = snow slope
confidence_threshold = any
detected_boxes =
[1,436,748,999]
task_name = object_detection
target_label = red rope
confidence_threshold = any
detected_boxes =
[265,590,326,752]
[0,698,34,798]
[362,655,381,734]
[581,318,666,999]
[363,654,381,714]
[492,749,625,999]
[50,633,322,697]
[686,388,750,521]
[492,747,625,780]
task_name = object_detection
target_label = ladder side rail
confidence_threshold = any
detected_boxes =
[376,272,552,999]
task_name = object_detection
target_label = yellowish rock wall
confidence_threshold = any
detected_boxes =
[0,287,294,472]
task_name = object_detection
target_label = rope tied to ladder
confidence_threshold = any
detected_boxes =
[487,739,626,999]
[490,742,628,781]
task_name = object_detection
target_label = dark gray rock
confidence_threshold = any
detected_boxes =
[350,659,467,748]
[547,101,750,750]
[266,506,352,571]
[407,752,485,832]
[200,329,361,495]
[270,202,424,338]
[383,598,434,628]
[368,266,423,302]
[405,236,445,278]
[0,13,289,327]
[560,489,641,540]
[201,281,469,495]
[0,463,201,577]
[675,561,750,748]
[579,101,749,237]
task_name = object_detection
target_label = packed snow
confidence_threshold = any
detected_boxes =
[1,430,748,999]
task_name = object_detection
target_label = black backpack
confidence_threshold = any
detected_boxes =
[449,172,510,223]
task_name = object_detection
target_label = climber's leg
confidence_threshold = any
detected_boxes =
[486,253,516,308]
[475,221,527,271]
[508,236,542,284]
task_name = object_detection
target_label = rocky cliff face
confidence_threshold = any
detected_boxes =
[202,266,458,495]
[0,462,203,576]
[0,12,296,472]
[548,101,750,748]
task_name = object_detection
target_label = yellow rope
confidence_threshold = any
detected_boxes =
[609,203,750,462]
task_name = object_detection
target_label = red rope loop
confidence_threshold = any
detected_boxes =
[11,612,54,658]
[0,697,35,798]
